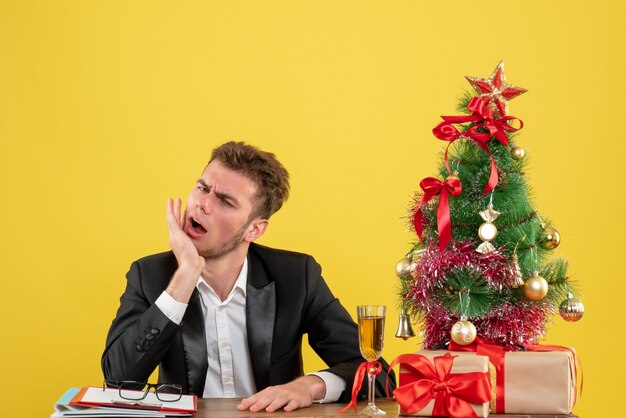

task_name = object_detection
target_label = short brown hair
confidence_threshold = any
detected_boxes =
[209,141,290,219]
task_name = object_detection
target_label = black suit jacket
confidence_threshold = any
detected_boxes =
[102,243,395,401]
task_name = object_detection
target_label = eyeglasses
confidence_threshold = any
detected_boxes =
[103,380,183,402]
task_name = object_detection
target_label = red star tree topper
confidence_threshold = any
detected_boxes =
[465,60,527,117]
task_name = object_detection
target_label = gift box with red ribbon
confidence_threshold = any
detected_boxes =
[391,352,491,417]
[497,349,577,414]
[447,339,581,414]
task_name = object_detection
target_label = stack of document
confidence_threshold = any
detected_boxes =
[52,387,197,417]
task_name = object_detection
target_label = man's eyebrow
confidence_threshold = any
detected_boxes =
[196,179,238,205]
[215,190,238,205]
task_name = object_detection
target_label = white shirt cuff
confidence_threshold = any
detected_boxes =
[155,291,188,325]
[308,371,346,403]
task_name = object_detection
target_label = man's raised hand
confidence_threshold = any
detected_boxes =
[165,198,205,303]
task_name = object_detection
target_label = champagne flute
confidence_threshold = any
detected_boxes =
[357,305,386,416]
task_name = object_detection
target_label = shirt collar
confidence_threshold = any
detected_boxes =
[233,256,248,297]
[196,256,248,298]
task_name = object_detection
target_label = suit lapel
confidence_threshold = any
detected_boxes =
[180,289,208,396]
[246,250,276,391]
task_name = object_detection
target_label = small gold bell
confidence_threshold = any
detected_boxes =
[395,309,416,340]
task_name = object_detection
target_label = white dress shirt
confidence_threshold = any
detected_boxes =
[155,257,345,401]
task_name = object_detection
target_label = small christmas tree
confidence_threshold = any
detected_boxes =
[397,61,584,349]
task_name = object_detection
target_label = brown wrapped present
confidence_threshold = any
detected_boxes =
[500,349,577,414]
[392,351,491,417]
[447,341,579,414]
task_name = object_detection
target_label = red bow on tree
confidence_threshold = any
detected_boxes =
[432,97,524,195]
[413,176,462,250]
[389,353,491,418]
[432,122,497,195]
[442,96,523,146]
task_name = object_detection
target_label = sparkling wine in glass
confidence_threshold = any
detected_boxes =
[357,305,386,416]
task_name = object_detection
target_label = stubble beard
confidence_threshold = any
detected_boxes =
[196,223,249,260]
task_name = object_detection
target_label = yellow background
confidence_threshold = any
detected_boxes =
[1,1,623,416]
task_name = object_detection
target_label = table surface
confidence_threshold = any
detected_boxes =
[193,398,578,418]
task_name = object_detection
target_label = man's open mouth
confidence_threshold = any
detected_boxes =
[191,218,207,234]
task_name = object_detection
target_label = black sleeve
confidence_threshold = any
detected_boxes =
[302,256,396,403]
[101,261,179,383]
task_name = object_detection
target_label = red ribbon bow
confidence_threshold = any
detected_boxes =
[432,97,524,195]
[442,97,524,146]
[389,353,491,418]
[449,337,507,413]
[432,122,497,195]
[413,176,462,250]
[338,361,382,413]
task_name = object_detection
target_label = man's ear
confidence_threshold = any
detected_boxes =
[244,219,268,243]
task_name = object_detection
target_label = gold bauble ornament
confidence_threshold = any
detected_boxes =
[450,319,477,345]
[540,225,561,250]
[511,146,526,160]
[559,293,584,322]
[524,272,549,300]
[446,173,460,181]
[395,257,413,279]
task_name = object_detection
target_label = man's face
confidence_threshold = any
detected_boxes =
[183,160,261,259]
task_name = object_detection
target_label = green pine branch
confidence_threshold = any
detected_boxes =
[436,267,501,318]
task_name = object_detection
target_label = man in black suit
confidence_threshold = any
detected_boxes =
[102,141,395,412]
